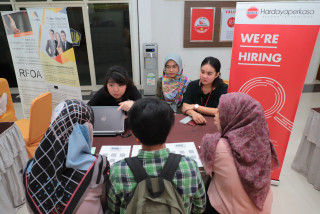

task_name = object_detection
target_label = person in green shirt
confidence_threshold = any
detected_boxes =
[106,98,206,214]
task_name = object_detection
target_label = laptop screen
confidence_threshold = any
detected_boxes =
[91,106,125,136]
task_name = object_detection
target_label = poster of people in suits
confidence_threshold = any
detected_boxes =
[45,29,73,57]
[1,8,81,118]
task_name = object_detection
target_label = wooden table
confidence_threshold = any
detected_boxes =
[292,108,320,190]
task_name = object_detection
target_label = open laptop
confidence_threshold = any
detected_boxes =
[91,106,125,136]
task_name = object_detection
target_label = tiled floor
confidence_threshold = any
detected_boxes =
[270,91,320,213]
[15,84,320,214]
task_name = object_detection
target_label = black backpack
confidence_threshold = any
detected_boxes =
[124,153,186,214]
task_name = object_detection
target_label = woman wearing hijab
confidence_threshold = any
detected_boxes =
[22,100,110,214]
[200,92,279,214]
[156,53,190,114]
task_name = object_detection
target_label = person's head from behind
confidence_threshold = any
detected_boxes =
[200,56,222,87]
[103,65,133,99]
[128,98,174,146]
[164,53,183,78]
[34,99,95,162]
[50,99,95,140]
[214,92,269,138]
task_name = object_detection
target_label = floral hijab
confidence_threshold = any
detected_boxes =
[162,53,190,106]
[23,100,109,214]
[200,92,279,210]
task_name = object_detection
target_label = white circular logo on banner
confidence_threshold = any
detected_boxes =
[194,17,210,33]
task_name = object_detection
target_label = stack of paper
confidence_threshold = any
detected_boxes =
[99,142,203,167]
[165,142,203,167]
[99,145,131,166]
[131,145,142,157]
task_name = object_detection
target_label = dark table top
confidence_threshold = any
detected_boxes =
[0,122,14,135]
[93,114,218,154]
[312,108,320,114]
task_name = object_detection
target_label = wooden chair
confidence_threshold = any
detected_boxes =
[223,79,229,85]
[16,92,52,159]
[0,78,17,122]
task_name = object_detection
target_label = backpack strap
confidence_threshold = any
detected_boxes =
[125,153,181,198]
[160,153,181,181]
[125,157,165,198]
[125,157,149,183]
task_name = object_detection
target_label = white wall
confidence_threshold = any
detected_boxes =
[306,30,320,83]
[138,0,320,84]
[138,0,232,82]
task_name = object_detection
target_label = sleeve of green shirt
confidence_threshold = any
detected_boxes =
[106,169,122,214]
[191,167,207,214]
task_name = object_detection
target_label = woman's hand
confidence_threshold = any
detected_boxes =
[117,100,134,112]
[190,111,207,124]
[182,103,206,124]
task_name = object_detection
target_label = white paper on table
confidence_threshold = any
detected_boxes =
[131,145,142,157]
[165,142,203,167]
[99,145,131,166]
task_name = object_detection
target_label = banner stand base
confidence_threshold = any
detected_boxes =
[271,180,280,186]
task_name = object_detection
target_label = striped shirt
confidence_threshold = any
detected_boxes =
[106,148,206,214]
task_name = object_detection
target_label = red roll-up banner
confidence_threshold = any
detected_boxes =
[229,2,320,180]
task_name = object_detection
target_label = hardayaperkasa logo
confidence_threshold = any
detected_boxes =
[247,7,259,19]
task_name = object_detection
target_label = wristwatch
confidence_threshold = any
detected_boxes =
[194,104,199,110]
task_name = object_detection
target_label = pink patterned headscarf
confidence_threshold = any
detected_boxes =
[162,53,190,106]
[200,92,279,210]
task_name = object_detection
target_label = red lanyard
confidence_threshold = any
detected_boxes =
[201,87,214,107]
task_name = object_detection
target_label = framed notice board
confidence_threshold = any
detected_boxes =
[184,1,236,48]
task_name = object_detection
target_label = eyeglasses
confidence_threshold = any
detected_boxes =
[165,65,178,70]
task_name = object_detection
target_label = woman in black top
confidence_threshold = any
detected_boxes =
[88,66,141,112]
[182,57,228,124]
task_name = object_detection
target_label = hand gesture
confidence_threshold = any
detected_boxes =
[191,112,207,124]
[8,15,20,34]
[117,100,134,112]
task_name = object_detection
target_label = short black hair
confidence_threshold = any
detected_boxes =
[103,65,133,87]
[128,98,174,146]
[61,30,66,36]
[103,65,133,98]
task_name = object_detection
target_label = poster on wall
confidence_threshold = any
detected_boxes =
[190,7,215,42]
[27,8,82,108]
[1,11,47,118]
[1,8,82,117]
[220,8,236,42]
[228,2,320,180]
